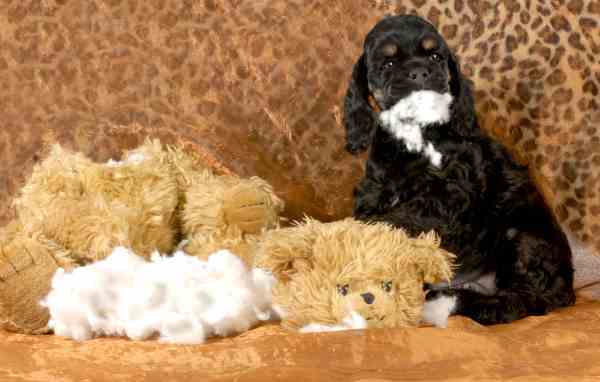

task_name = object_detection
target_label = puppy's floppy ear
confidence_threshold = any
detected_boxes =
[447,51,477,132]
[343,53,379,155]
[447,51,463,98]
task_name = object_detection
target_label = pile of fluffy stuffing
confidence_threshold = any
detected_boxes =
[42,248,277,344]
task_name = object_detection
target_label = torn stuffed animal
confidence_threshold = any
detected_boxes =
[0,139,283,335]
[254,218,455,332]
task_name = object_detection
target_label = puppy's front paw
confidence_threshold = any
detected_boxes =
[422,291,457,328]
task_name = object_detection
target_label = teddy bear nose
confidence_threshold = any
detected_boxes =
[361,292,375,305]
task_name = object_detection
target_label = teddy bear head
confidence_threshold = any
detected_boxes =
[255,218,455,331]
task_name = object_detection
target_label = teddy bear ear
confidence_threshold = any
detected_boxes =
[410,231,456,284]
[253,222,316,281]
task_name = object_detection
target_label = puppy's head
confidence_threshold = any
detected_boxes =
[343,15,471,154]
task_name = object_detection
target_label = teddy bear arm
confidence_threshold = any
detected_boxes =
[222,177,284,235]
[183,230,258,266]
[182,174,238,235]
[412,249,455,285]
[401,231,455,285]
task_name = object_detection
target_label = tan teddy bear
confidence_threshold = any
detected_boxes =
[0,139,283,334]
[254,218,455,331]
[0,139,454,337]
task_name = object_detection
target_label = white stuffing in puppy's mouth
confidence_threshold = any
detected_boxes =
[41,247,277,344]
[379,91,453,167]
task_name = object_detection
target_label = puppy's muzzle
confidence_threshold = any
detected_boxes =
[407,67,431,87]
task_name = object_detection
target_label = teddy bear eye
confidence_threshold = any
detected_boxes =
[337,284,350,296]
[381,281,393,293]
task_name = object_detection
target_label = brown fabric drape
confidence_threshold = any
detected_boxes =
[0,1,598,251]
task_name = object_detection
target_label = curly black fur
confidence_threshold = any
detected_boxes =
[343,15,575,325]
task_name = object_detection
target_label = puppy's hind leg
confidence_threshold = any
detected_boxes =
[425,232,576,325]
[425,289,526,325]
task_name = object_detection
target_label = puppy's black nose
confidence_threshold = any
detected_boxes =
[361,292,375,305]
[408,67,430,85]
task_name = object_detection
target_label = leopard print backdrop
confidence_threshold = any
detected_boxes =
[0,1,598,252]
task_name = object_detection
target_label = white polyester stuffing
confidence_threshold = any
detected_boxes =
[41,247,277,344]
[379,91,453,167]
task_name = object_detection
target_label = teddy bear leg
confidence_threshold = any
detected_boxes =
[0,234,61,334]
[182,230,259,266]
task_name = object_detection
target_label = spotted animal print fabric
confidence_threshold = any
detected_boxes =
[0,0,598,252]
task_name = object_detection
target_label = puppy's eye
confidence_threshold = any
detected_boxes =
[429,53,442,62]
[383,61,394,69]
[381,281,393,293]
[337,284,350,296]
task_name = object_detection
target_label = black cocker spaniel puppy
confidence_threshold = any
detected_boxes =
[343,15,575,326]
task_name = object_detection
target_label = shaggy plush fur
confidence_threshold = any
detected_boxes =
[181,173,283,265]
[254,218,454,331]
[14,141,180,263]
[343,15,575,325]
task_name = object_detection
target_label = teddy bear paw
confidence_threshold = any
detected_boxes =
[0,238,60,334]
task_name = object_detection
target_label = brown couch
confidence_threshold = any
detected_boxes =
[0,1,599,380]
